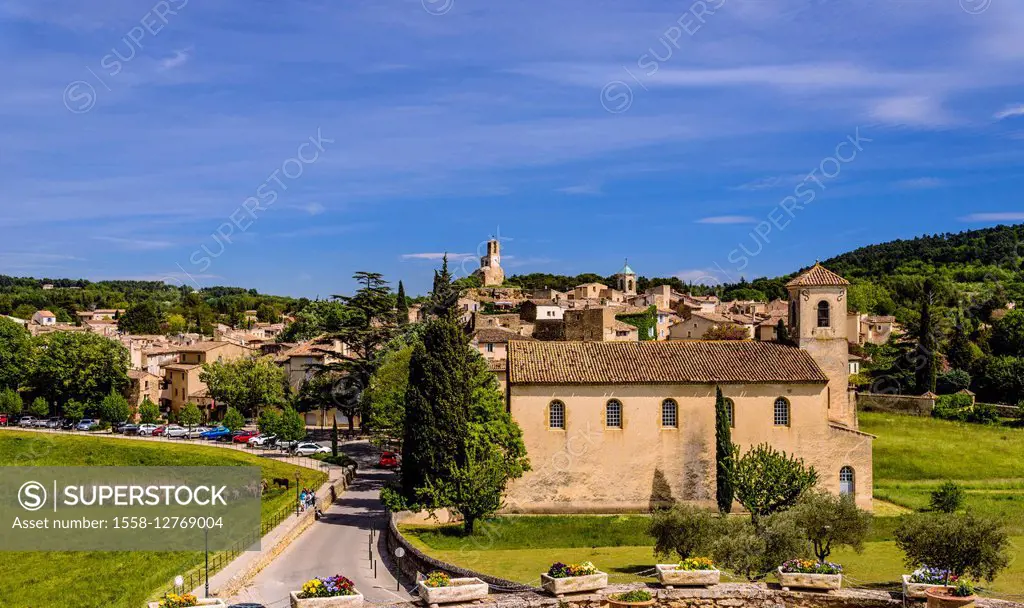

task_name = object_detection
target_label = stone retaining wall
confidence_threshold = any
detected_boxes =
[377,582,1023,608]
[856,392,934,415]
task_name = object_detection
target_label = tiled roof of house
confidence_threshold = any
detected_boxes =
[179,341,246,353]
[690,311,734,324]
[785,263,850,287]
[162,362,202,371]
[508,340,828,385]
[36,310,55,317]
[128,369,160,380]
[473,327,536,344]
[611,320,638,332]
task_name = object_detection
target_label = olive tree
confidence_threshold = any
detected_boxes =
[730,443,819,527]
[649,503,721,560]
[894,513,1010,583]
[792,490,872,562]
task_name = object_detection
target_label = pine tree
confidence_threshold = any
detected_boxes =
[428,255,460,319]
[396,280,410,326]
[916,279,938,394]
[715,386,735,514]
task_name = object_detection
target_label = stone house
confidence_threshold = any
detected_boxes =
[504,264,872,513]
[126,370,162,412]
[161,341,255,413]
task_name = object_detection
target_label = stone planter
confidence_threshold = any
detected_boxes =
[147,600,226,608]
[540,572,608,597]
[655,565,720,588]
[903,575,953,600]
[926,587,977,608]
[777,568,842,591]
[417,578,488,607]
[289,592,364,608]
[606,596,657,608]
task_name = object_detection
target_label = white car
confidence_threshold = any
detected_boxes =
[17,416,36,427]
[164,425,189,438]
[248,434,276,447]
[136,424,159,436]
[293,442,330,457]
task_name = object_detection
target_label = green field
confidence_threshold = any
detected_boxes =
[0,431,324,608]
[402,412,1024,595]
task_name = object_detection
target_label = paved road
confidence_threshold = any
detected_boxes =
[226,441,413,607]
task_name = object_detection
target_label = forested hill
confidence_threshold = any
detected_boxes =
[819,224,1024,283]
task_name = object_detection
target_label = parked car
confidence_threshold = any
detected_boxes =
[249,434,277,447]
[17,416,35,427]
[378,451,400,468]
[151,425,168,437]
[76,419,99,431]
[293,442,331,457]
[60,419,76,430]
[137,423,159,436]
[112,421,131,433]
[0,413,8,426]
[45,418,62,429]
[232,430,258,444]
[32,418,50,428]
[200,426,232,441]
[164,425,189,438]
[120,423,140,435]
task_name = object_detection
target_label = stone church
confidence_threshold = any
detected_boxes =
[503,264,873,513]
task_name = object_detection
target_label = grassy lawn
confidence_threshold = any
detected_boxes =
[0,430,324,608]
[401,412,1024,595]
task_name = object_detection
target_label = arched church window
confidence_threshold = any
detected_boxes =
[817,300,831,328]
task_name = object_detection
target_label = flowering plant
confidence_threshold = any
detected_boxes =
[423,571,452,588]
[676,557,715,571]
[547,561,599,578]
[780,559,842,575]
[910,566,956,585]
[159,594,198,608]
[298,575,358,598]
[951,580,976,598]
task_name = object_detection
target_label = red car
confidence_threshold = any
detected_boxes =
[151,425,168,436]
[378,452,400,468]
[0,414,8,426]
[232,430,258,443]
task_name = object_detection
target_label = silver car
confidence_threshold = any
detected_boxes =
[163,425,189,438]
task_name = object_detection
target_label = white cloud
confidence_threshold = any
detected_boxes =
[959,212,1024,223]
[401,252,476,262]
[994,104,1024,121]
[696,216,757,225]
[160,48,192,71]
[91,236,175,250]
[301,202,326,215]
[896,177,946,189]
[556,182,602,195]
[869,95,952,128]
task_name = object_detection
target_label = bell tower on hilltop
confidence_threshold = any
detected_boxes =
[476,238,505,287]
[786,263,856,428]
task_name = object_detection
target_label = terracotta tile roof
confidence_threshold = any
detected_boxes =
[128,369,160,380]
[785,263,850,287]
[691,311,734,324]
[179,341,248,353]
[473,328,536,343]
[611,320,638,332]
[36,310,56,317]
[162,362,202,371]
[508,340,828,385]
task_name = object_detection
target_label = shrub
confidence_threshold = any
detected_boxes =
[649,503,721,560]
[712,512,809,581]
[63,399,85,422]
[0,388,24,415]
[792,491,871,562]
[930,481,966,513]
[99,391,130,424]
[611,590,653,603]
[222,407,245,431]
[730,443,819,526]
[179,403,202,428]
[894,512,1010,582]
[29,397,49,418]
[952,580,976,597]
[936,370,971,394]
[138,398,159,424]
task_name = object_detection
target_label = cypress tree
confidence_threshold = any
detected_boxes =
[916,279,938,394]
[428,255,460,319]
[715,386,735,514]
[396,280,410,325]
[775,319,788,344]
[331,418,339,457]
[400,314,472,503]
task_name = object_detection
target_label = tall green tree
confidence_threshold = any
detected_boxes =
[279,406,306,441]
[946,314,976,372]
[0,388,24,416]
[396,280,409,326]
[31,332,130,410]
[715,387,734,514]
[222,407,245,431]
[63,399,85,422]
[28,397,49,418]
[179,403,202,429]
[427,256,460,319]
[117,301,162,335]
[200,356,287,418]
[915,279,938,394]
[99,391,131,424]
[138,397,159,424]
[0,317,32,391]
[365,344,414,449]
[730,443,819,527]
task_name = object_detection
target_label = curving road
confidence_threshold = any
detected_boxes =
[225,441,413,607]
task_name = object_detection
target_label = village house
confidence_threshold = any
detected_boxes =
[563,307,640,342]
[127,369,162,411]
[520,299,565,322]
[160,341,255,413]
[504,264,872,514]
[668,311,736,340]
[31,310,56,326]
[471,327,536,391]
[76,309,124,323]
[276,338,349,392]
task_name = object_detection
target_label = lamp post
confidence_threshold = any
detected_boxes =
[295,471,301,517]
[204,525,210,598]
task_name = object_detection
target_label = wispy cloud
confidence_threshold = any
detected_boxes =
[959,212,1024,223]
[994,104,1024,121]
[731,176,793,192]
[401,252,476,262]
[301,202,326,216]
[556,181,603,196]
[160,48,192,71]
[696,216,757,225]
[869,95,951,128]
[91,236,175,250]
[674,269,721,285]
[896,177,946,190]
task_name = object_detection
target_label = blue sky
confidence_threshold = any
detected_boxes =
[2,0,1024,297]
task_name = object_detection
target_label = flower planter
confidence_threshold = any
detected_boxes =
[289,591,364,608]
[903,576,954,600]
[925,587,977,608]
[147,600,226,608]
[417,577,488,607]
[540,572,608,597]
[777,568,842,591]
[656,565,720,588]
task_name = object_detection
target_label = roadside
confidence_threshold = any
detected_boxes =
[225,441,413,607]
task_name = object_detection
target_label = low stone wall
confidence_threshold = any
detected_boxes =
[386,512,537,593]
[857,392,934,416]
[377,582,1024,608]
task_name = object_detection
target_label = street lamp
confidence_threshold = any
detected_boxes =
[295,471,301,517]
